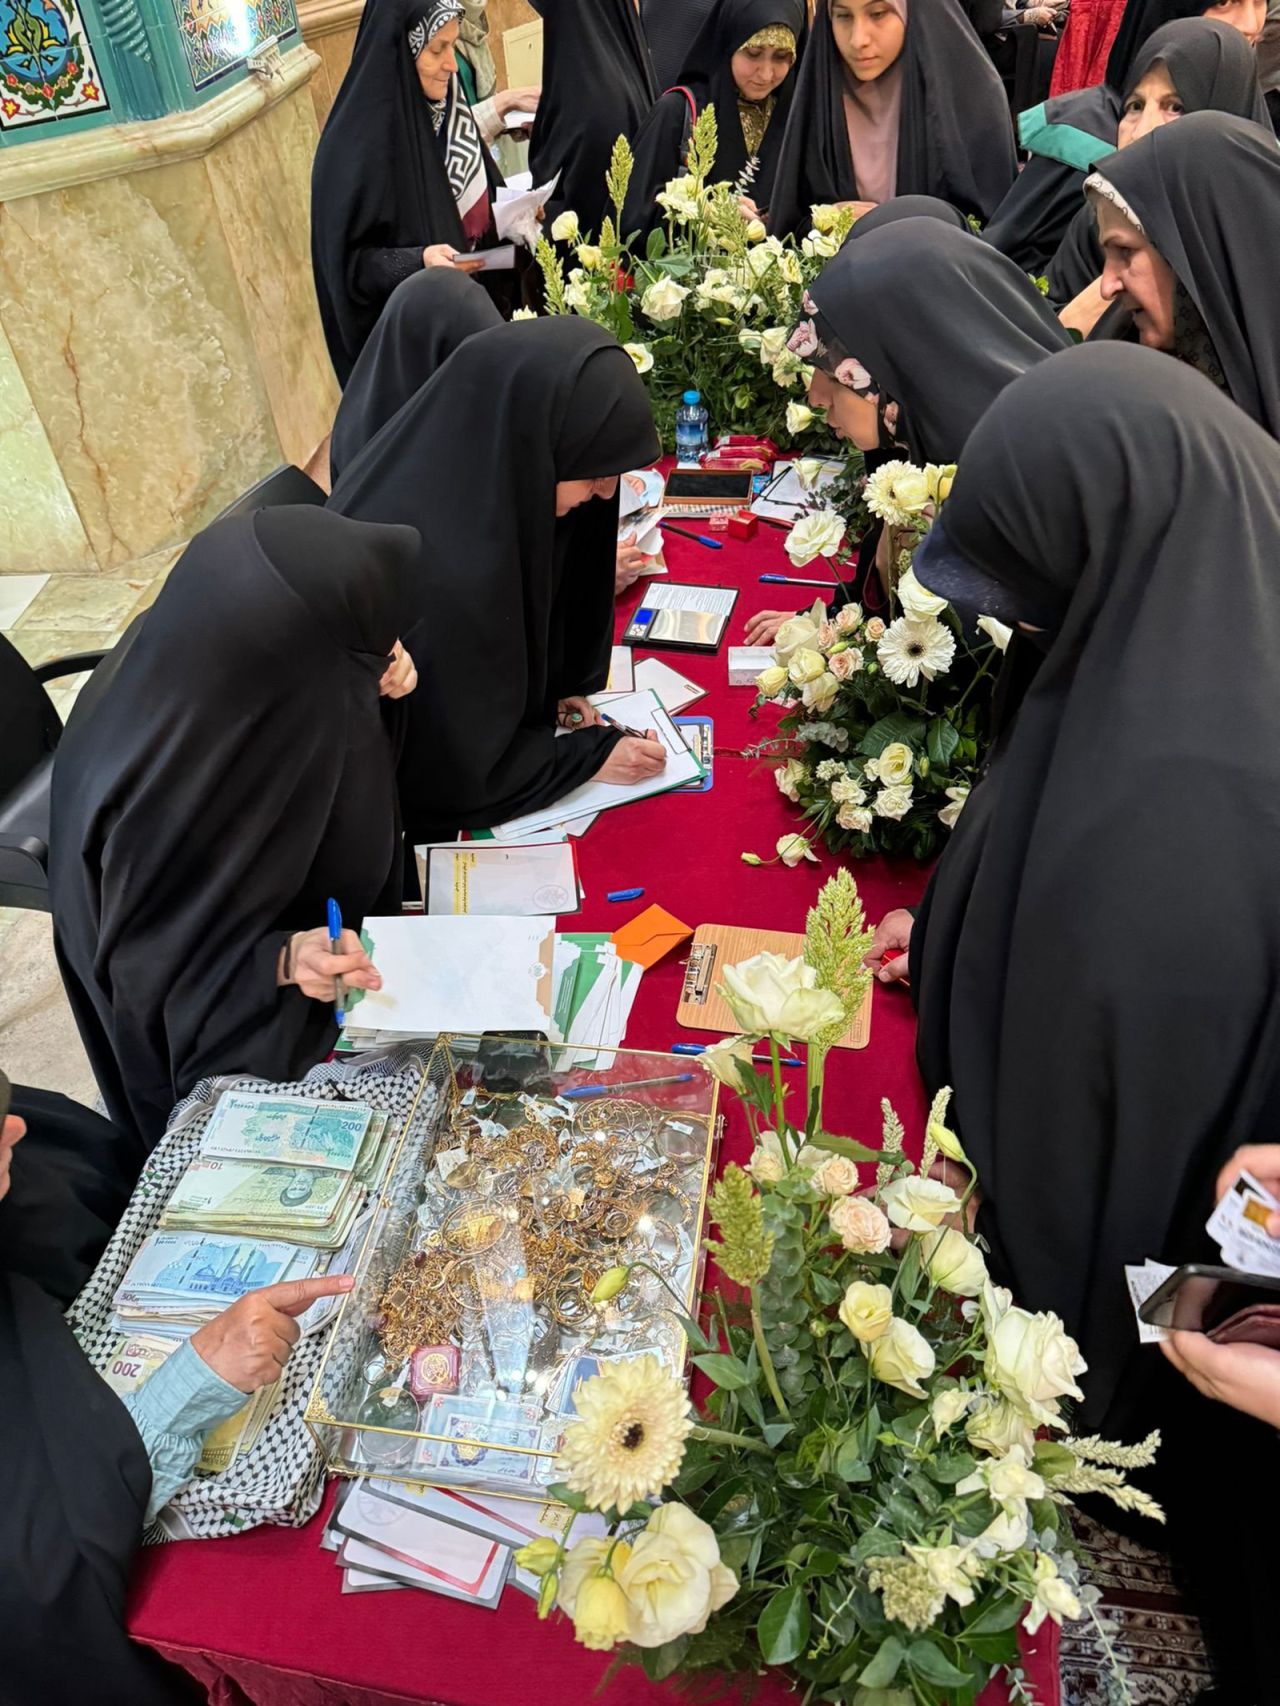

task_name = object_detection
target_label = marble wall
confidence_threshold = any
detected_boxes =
[0,43,338,578]
[298,0,361,127]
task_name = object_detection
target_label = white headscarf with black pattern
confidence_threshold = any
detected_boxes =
[407,0,488,225]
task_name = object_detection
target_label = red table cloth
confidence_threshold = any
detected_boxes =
[129,518,1058,1705]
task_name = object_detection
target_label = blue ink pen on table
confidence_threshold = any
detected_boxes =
[326,897,346,1026]
[607,887,645,903]
[672,1042,802,1067]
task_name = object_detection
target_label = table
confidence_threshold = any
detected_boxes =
[128,518,1058,1706]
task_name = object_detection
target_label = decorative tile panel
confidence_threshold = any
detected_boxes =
[166,0,298,90]
[0,0,109,130]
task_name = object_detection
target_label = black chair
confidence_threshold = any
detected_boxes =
[0,465,327,913]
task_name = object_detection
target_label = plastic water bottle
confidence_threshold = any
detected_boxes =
[674,389,709,465]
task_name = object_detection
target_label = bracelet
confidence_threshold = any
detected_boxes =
[283,933,297,985]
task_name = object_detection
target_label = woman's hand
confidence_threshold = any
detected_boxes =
[616,532,650,594]
[423,243,485,274]
[1059,277,1108,339]
[280,928,382,1000]
[738,195,762,221]
[743,608,794,647]
[1161,1332,1280,1430]
[834,200,880,219]
[378,640,417,699]
[496,84,540,122]
[594,733,667,785]
[556,695,603,730]
[0,1112,25,1204]
[865,908,914,983]
[190,1276,355,1394]
[1215,1146,1280,1238]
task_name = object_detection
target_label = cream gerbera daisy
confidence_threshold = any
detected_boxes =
[876,616,956,688]
[557,1355,693,1511]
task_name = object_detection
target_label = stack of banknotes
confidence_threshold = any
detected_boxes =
[100,1091,400,1477]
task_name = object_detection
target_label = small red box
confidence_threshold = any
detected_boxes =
[408,1343,461,1400]
[727,510,758,541]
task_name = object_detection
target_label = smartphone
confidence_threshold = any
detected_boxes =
[1139,1262,1280,1347]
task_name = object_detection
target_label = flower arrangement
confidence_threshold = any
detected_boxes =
[535,111,850,449]
[520,873,1158,1703]
[750,460,1011,861]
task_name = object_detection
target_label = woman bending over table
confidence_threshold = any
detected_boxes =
[880,345,1280,1700]
[326,318,665,843]
[765,0,1016,237]
[49,508,420,1151]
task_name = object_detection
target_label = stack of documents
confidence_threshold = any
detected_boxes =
[113,1229,323,1330]
[750,457,844,523]
[593,656,704,716]
[336,915,642,1066]
[418,841,582,916]
[322,1477,607,1604]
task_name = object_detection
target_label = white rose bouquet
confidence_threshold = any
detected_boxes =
[523,875,1159,1703]
[534,111,852,449]
[749,459,1006,861]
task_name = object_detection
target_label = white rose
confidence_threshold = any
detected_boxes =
[619,1504,738,1648]
[881,1174,962,1232]
[511,307,538,321]
[811,1153,860,1197]
[985,1308,1086,1427]
[557,1535,614,1614]
[738,328,763,353]
[924,1227,988,1297]
[873,784,913,821]
[977,615,1013,652]
[787,647,826,686]
[698,1034,757,1088]
[838,1280,894,1342]
[623,342,654,374]
[550,210,580,242]
[564,274,594,312]
[801,670,840,714]
[786,402,814,435]
[759,325,789,365]
[796,457,829,491]
[828,772,864,807]
[773,757,808,802]
[775,833,818,868]
[828,648,862,681]
[801,230,840,259]
[722,950,844,1041]
[640,278,690,323]
[656,174,702,222]
[938,785,969,830]
[771,608,821,662]
[889,465,932,515]
[1024,1554,1081,1636]
[905,1542,983,1609]
[828,1195,891,1253]
[865,617,885,641]
[576,244,603,270]
[786,509,845,567]
[756,664,789,699]
[779,250,803,285]
[958,1444,1046,1514]
[836,603,862,632]
[745,217,767,242]
[809,203,841,233]
[896,565,949,621]
[965,1394,1036,1459]
[867,1316,937,1398]
[770,350,804,387]
[836,803,873,833]
[876,742,915,786]
[930,1386,973,1440]
[975,1504,1029,1559]
[745,1144,784,1183]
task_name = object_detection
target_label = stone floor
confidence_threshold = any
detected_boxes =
[2,550,182,1106]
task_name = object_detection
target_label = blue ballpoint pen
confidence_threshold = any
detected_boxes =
[326,897,346,1026]
[759,573,837,587]
[660,521,722,549]
[672,1043,803,1067]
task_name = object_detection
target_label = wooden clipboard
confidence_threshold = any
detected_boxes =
[677,923,872,1050]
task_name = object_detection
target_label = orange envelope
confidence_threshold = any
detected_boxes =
[611,904,694,969]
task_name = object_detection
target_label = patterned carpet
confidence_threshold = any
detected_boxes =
[1061,1512,1213,1706]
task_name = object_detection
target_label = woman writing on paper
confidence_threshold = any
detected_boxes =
[765,0,1016,237]
[312,0,515,385]
[327,319,666,841]
[50,509,421,1149]
[621,0,805,239]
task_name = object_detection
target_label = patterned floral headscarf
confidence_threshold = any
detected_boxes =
[788,292,905,446]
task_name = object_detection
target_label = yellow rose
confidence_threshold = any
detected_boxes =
[867,1316,936,1398]
[876,741,915,786]
[786,401,814,435]
[927,462,957,504]
[965,1394,1036,1459]
[698,1033,757,1088]
[786,508,846,567]
[809,202,841,233]
[801,671,840,714]
[924,1227,988,1297]
[745,217,767,242]
[828,1195,891,1252]
[774,757,808,802]
[550,210,580,242]
[558,1536,622,1614]
[811,1153,860,1197]
[576,244,603,270]
[838,1280,893,1342]
[880,1175,962,1232]
[896,565,949,621]
[573,1572,632,1651]
[930,1386,972,1440]
[514,1536,561,1577]
[756,664,788,698]
[771,601,826,661]
[787,647,826,686]
[640,277,690,323]
[985,1307,1086,1427]
[618,1505,738,1648]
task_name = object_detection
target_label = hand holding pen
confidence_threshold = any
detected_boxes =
[277,906,381,1014]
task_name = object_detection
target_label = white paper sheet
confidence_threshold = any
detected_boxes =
[750,458,844,522]
[634,657,705,712]
[639,581,737,617]
[424,844,579,916]
[465,244,516,272]
[493,171,558,250]
[490,691,702,837]
[347,916,554,1036]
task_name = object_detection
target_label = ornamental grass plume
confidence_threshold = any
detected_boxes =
[706,1164,773,1285]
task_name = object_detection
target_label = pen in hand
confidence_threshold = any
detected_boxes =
[600,713,658,742]
[326,897,346,1026]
